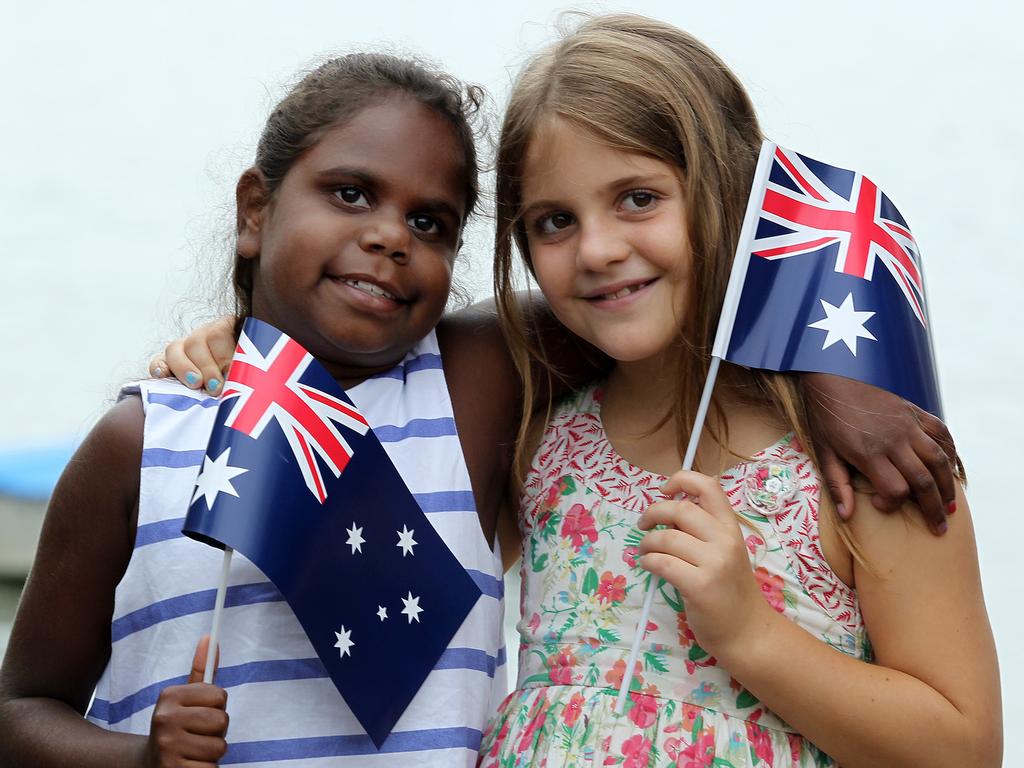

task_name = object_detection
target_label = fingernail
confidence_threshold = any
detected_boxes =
[936,520,948,535]
[207,378,220,393]
[151,365,164,378]
[947,501,957,515]
[836,503,847,519]
[185,372,200,387]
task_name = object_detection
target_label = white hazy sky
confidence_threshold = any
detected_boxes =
[2,0,1021,761]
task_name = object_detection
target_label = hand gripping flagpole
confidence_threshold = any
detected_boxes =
[614,140,776,715]
[203,547,234,683]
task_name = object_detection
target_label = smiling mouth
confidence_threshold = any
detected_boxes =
[589,279,656,301]
[341,278,400,302]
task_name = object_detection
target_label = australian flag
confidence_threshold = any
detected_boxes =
[713,141,942,416]
[182,317,482,747]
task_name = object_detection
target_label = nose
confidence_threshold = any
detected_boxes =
[357,210,410,262]
[575,216,630,272]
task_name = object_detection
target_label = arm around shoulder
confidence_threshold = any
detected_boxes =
[0,395,152,766]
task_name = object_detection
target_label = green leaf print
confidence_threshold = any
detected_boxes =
[582,567,599,595]
[532,553,549,573]
[643,650,669,673]
[560,476,577,495]
[711,758,737,767]
[688,643,709,662]
[596,627,620,644]
[736,689,759,708]
[658,583,684,612]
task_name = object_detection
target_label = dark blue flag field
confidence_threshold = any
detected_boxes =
[182,317,482,747]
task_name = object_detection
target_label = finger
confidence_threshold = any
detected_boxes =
[889,446,948,535]
[187,635,221,684]
[660,471,733,523]
[179,731,229,762]
[639,500,718,542]
[165,339,204,390]
[639,527,705,567]
[182,337,226,395]
[816,443,854,520]
[177,705,230,736]
[206,325,238,378]
[861,457,910,514]
[911,430,957,511]
[912,404,958,462]
[160,682,228,709]
[149,355,170,379]
[640,551,700,593]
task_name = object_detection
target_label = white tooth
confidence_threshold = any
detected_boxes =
[345,279,396,301]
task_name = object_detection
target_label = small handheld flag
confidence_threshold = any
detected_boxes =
[183,318,482,747]
[616,141,942,712]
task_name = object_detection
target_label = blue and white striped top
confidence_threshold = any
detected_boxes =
[86,331,507,766]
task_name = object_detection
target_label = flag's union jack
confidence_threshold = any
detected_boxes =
[753,146,926,325]
[221,331,369,503]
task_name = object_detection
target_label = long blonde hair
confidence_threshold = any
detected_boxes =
[494,14,856,550]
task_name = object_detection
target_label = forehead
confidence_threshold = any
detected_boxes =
[300,97,468,215]
[521,117,676,204]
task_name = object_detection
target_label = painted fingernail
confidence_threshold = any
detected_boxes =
[836,503,847,519]
[936,520,948,535]
[185,372,200,387]
[207,378,220,393]
[151,365,164,378]
[947,501,957,515]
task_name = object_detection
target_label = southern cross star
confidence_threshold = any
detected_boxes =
[345,523,365,554]
[396,525,417,557]
[808,292,877,356]
[334,625,354,658]
[377,605,388,621]
[400,592,423,623]
[191,448,248,510]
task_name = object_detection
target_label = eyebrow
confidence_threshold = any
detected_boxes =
[316,166,464,222]
[520,171,677,217]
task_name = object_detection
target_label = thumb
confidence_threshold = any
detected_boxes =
[818,444,854,521]
[188,634,219,684]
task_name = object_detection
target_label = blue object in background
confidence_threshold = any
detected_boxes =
[0,441,78,500]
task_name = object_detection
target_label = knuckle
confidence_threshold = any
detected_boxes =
[910,472,935,493]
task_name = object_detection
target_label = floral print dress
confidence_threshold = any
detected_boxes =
[479,385,870,767]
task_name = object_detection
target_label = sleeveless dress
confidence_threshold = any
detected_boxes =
[479,384,869,768]
[85,331,507,767]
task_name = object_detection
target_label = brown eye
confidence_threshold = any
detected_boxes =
[621,190,656,212]
[407,214,440,234]
[538,212,575,234]
[334,186,370,208]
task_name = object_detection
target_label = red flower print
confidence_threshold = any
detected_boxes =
[561,503,598,550]
[487,718,509,758]
[621,734,653,768]
[548,648,577,685]
[623,544,640,568]
[745,719,774,763]
[597,571,627,604]
[527,612,541,634]
[754,567,786,613]
[627,690,659,729]
[677,610,695,647]
[681,728,716,767]
[744,534,765,555]
[515,698,549,754]
[605,658,644,688]
[562,692,586,727]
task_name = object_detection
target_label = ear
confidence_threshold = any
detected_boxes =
[236,168,270,260]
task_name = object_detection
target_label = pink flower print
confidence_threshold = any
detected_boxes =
[562,692,586,728]
[681,728,716,768]
[548,648,577,685]
[677,610,695,648]
[561,503,598,551]
[754,567,786,613]
[664,735,684,762]
[745,719,774,763]
[744,534,765,555]
[486,718,509,758]
[515,698,549,754]
[527,612,541,634]
[621,734,653,768]
[623,545,640,568]
[596,571,627,604]
[627,689,659,729]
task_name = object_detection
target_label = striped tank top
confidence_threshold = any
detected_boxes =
[86,331,507,766]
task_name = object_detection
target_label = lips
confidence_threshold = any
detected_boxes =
[582,278,657,301]
[327,273,407,304]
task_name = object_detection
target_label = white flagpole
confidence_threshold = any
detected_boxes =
[613,140,777,715]
[204,546,233,684]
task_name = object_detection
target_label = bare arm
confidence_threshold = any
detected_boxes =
[640,473,1000,767]
[0,398,229,767]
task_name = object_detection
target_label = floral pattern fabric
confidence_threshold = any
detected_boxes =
[479,385,870,767]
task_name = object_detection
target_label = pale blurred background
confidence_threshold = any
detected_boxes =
[1,0,1020,762]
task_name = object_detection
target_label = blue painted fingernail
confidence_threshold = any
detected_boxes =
[207,378,220,392]
[185,372,200,387]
